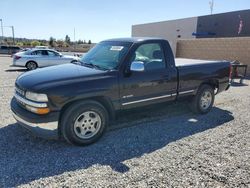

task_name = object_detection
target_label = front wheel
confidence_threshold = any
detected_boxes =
[61,100,109,146]
[190,84,215,114]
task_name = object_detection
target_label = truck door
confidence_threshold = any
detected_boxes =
[119,42,177,109]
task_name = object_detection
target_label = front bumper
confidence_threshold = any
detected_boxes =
[11,98,60,139]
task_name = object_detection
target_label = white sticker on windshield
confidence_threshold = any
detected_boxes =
[110,46,124,51]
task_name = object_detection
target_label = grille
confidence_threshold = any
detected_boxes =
[15,86,25,97]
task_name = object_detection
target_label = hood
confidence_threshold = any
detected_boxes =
[16,64,106,91]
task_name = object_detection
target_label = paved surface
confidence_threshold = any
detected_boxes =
[0,56,249,187]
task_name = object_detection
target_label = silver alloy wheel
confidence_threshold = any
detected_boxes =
[27,62,37,70]
[73,111,102,139]
[200,91,212,110]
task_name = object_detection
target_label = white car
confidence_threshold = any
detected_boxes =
[12,49,79,70]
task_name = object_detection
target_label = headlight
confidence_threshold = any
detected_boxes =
[25,91,48,102]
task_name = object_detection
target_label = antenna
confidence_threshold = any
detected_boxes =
[209,0,214,15]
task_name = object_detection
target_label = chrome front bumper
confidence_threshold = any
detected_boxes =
[12,111,59,139]
[11,96,60,139]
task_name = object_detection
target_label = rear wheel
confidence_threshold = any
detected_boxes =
[190,84,215,114]
[61,100,109,146]
[26,61,38,70]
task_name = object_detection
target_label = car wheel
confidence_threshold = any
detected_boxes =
[26,61,38,70]
[71,60,78,64]
[61,100,109,146]
[190,84,215,114]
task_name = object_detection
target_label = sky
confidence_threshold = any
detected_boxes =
[0,0,250,43]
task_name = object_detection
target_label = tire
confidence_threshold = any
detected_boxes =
[240,79,244,84]
[190,84,215,114]
[71,60,78,64]
[26,61,38,70]
[61,100,109,146]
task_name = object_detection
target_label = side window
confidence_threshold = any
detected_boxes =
[41,50,48,56]
[47,51,57,56]
[1,46,7,50]
[31,50,48,56]
[31,50,40,55]
[133,43,166,71]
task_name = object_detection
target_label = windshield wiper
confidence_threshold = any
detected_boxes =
[79,61,109,71]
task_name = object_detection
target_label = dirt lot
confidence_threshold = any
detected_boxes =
[0,55,249,187]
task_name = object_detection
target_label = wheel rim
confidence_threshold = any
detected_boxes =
[200,91,212,110]
[73,111,102,139]
[27,62,36,70]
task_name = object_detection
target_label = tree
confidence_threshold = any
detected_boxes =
[57,39,66,48]
[16,42,24,47]
[31,40,40,47]
[65,35,71,45]
[88,40,92,44]
[49,37,55,47]
[77,39,83,44]
[23,41,31,46]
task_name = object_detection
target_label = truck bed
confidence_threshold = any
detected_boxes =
[175,58,230,95]
[175,58,226,67]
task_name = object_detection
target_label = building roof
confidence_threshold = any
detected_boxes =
[103,37,164,43]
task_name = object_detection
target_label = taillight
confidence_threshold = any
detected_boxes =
[14,55,21,60]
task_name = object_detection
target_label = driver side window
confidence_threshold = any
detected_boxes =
[133,43,166,71]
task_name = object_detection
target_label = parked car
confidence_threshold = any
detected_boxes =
[12,49,79,70]
[11,38,231,146]
[35,46,49,49]
[0,45,21,55]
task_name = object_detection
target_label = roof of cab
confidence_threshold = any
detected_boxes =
[103,37,165,43]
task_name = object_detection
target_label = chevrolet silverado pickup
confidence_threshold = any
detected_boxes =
[11,38,231,146]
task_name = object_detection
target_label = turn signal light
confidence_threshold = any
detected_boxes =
[26,105,50,114]
[36,108,50,115]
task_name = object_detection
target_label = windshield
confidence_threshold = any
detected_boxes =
[80,41,131,70]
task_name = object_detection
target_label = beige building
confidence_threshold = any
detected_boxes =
[132,17,198,55]
[132,9,250,56]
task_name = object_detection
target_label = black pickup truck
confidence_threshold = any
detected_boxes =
[11,38,231,145]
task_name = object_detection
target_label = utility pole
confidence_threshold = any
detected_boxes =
[0,19,4,44]
[209,0,214,15]
[74,27,76,50]
[4,26,15,45]
[11,26,15,45]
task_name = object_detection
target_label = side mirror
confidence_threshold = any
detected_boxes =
[130,61,145,72]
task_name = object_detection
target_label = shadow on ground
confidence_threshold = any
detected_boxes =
[0,103,234,187]
[230,82,248,87]
[5,68,27,72]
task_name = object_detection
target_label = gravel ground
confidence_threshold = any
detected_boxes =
[0,56,249,187]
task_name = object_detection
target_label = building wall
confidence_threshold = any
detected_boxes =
[132,9,250,56]
[132,17,197,54]
[176,37,250,74]
[196,9,250,38]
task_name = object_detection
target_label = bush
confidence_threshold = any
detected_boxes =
[31,40,41,47]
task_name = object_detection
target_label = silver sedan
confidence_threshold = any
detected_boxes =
[12,49,79,70]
